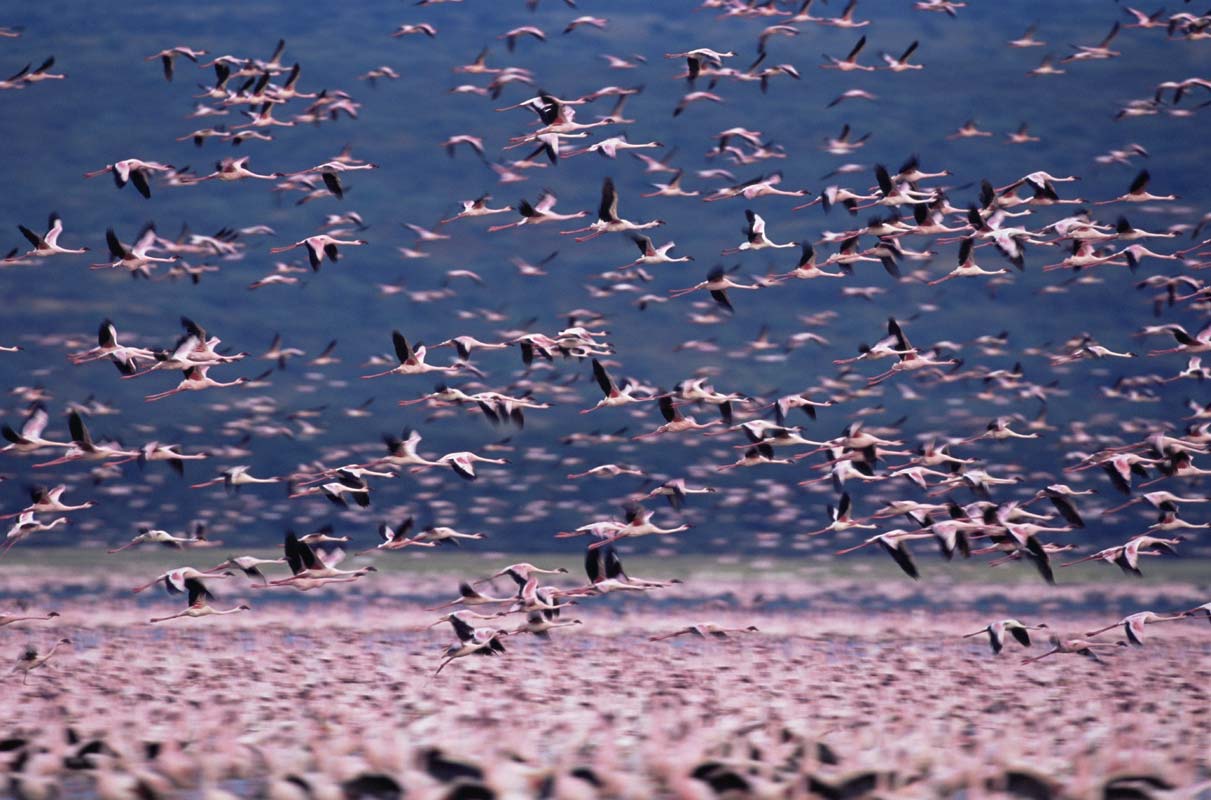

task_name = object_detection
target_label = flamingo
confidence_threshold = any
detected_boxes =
[361,331,464,379]
[187,156,286,184]
[11,639,71,684]
[511,611,582,638]
[288,469,372,508]
[0,610,59,628]
[440,195,512,224]
[146,46,208,81]
[13,213,89,259]
[773,242,845,281]
[881,40,922,71]
[834,531,935,579]
[413,525,486,547]
[108,525,198,553]
[267,532,377,585]
[269,234,367,270]
[1,403,70,454]
[149,578,251,624]
[433,450,509,481]
[83,159,174,198]
[473,562,569,589]
[132,567,234,595]
[721,209,795,255]
[1096,170,1178,205]
[487,191,588,232]
[633,395,723,439]
[586,504,690,550]
[203,555,285,585]
[2,512,68,556]
[582,358,660,413]
[1021,634,1125,664]
[427,582,513,611]
[560,177,663,242]
[1085,611,1187,645]
[190,465,280,492]
[144,365,247,402]
[669,265,759,313]
[432,612,508,674]
[804,493,876,535]
[928,237,1008,286]
[821,35,875,71]
[558,545,668,597]
[616,234,691,270]
[91,226,178,273]
[963,620,1049,654]
[32,411,139,468]
[650,623,760,641]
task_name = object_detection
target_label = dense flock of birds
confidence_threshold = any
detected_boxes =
[2,0,1211,795]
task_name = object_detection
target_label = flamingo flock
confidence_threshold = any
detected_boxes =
[3,0,1211,795]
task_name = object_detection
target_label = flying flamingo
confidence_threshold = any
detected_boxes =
[1021,634,1126,664]
[426,581,514,611]
[13,213,89,259]
[586,504,690,550]
[149,578,251,624]
[668,265,759,313]
[432,612,509,675]
[1085,610,1187,646]
[361,331,465,379]
[721,209,795,255]
[269,234,368,270]
[83,159,174,198]
[650,623,760,641]
[11,639,71,684]
[0,610,60,628]
[144,365,247,402]
[963,619,1049,654]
